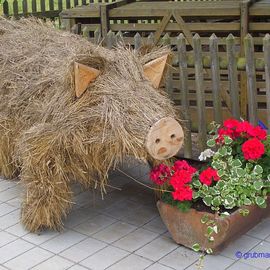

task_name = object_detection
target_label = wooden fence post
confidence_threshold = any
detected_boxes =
[193,33,207,151]
[263,34,270,133]
[226,34,240,119]
[3,0,9,17]
[244,34,258,125]
[209,33,222,124]
[177,33,192,158]
[134,32,142,51]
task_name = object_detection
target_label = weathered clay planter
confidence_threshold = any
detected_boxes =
[157,198,270,253]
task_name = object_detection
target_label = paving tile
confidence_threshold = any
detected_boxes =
[0,209,20,230]
[104,200,142,219]
[0,180,17,192]
[92,221,137,244]
[4,247,53,270]
[0,186,21,201]
[159,246,198,270]
[69,265,90,270]
[0,231,17,247]
[74,214,116,236]
[106,254,152,270]
[31,255,74,270]
[146,263,174,270]
[0,202,17,217]
[220,234,261,260]
[239,241,270,269]
[246,218,270,240]
[121,206,158,226]
[0,238,34,264]
[41,230,87,253]
[186,254,234,270]
[113,228,159,252]
[80,245,129,270]
[226,261,261,270]
[6,222,29,237]
[64,207,98,228]
[0,266,8,270]
[6,197,21,208]
[60,237,107,263]
[142,216,167,235]
[135,236,178,261]
[22,230,60,245]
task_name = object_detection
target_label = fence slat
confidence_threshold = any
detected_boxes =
[32,0,37,13]
[193,34,207,151]
[263,34,270,133]
[116,31,123,45]
[244,34,258,125]
[134,32,142,51]
[13,0,19,17]
[3,0,9,17]
[58,0,63,11]
[40,0,46,13]
[209,33,222,124]
[226,34,240,119]
[49,0,54,11]
[177,33,192,158]
[147,32,155,46]
[22,0,28,16]
[74,0,78,7]
[94,28,101,44]
[106,30,115,49]
[66,0,71,10]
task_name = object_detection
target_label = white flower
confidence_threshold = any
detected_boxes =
[198,149,215,161]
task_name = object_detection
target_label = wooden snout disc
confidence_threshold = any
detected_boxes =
[145,117,184,160]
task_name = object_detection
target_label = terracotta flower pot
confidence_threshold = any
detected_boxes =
[157,198,270,253]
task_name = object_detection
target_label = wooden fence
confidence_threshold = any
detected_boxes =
[74,27,270,157]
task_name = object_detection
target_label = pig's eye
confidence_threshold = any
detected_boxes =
[171,134,176,139]
[155,138,161,144]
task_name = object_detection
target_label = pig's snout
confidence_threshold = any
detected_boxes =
[145,117,184,160]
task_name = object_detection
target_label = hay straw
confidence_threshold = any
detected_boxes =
[0,17,179,232]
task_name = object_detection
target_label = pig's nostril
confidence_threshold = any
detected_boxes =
[155,138,160,144]
[170,134,176,139]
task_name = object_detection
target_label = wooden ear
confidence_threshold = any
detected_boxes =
[143,54,169,88]
[74,62,101,98]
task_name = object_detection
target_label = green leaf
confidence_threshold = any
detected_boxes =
[216,180,226,189]
[220,211,230,218]
[176,201,192,212]
[255,196,266,207]
[218,147,227,156]
[254,165,263,175]
[253,180,264,191]
[207,226,214,235]
[239,208,250,216]
[244,198,252,205]
[207,139,216,147]
[236,168,245,177]
[203,196,213,206]
[201,214,209,224]
[224,195,234,205]
[193,179,202,188]
[217,169,225,177]
[192,243,201,252]
[232,159,242,167]
[212,196,221,207]
[206,248,213,254]
[224,136,233,145]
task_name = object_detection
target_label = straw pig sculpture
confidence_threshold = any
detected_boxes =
[0,17,184,232]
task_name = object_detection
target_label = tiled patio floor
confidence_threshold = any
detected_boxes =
[0,159,269,270]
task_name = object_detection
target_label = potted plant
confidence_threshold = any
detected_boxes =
[150,119,270,254]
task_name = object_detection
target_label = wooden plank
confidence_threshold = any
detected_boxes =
[244,34,258,125]
[193,34,207,151]
[210,33,222,124]
[3,0,9,16]
[100,4,109,42]
[172,11,193,48]
[226,34,240,119]
[177,34,192,158]
[32,0,37,13]
[240,0,249,118]
[40,0,46,14]
[58,0,63,11]
[154,11,172,44]
[13,0,19,17]
[134,32,142,50]
[110,22,240,32]
[263,34,270,132]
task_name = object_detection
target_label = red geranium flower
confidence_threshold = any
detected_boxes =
[150,164,171,185]
[248,126,267,140]
[223,119,240,129]
[172,185,193,201]
[170,169,193,189]
[199,167,220,186]
[242,138,265,160]
[172,160,197,175]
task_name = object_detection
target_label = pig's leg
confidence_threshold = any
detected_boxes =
[19,125,73,232]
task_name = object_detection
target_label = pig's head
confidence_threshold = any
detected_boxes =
[72,46,184,164]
